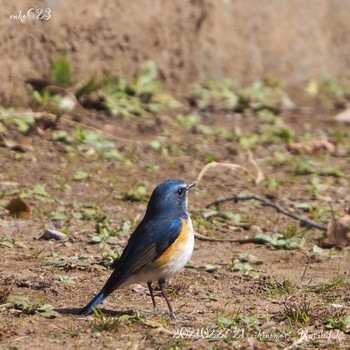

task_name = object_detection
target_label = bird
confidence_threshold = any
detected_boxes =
[79,179,196,318]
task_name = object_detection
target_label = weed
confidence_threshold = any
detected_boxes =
[217,308,261,333]
[75,127,125,161]
[92,218,131,245]
[262,176,283,192]
[51,56,73,86]
[282,300,313,328]
[33,90,65,114]
[267,279,293,297]
[73,170,89,181]
[6,295,59,318]
[101,61,181,118]
[309,272,349,293]
[91,308,145,334]
[188,78,285,114]
[120,185,150,202]
[56,275,76,287]
[292,157,317,176]
[254,232,305,250]
[325,313,350,334]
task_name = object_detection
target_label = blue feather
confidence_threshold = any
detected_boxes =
[79,291,106,315]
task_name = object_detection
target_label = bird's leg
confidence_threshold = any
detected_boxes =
[158,278,176,318]
[147,281,157,310]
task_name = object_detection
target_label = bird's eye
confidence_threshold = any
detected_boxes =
[177,188,184,196]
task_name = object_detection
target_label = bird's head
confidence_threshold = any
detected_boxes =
[145,179,195,218]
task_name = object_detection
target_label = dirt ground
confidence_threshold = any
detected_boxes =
[1,103,350,349]
[1,1,350,350]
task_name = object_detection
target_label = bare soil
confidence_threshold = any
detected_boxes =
[1,107,350,349]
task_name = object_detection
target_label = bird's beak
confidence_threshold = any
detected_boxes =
[186,182,196,191]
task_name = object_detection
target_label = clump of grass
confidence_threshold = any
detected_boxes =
[51,56,73,87]
[282,300,314,328]
[267,279,293,297]
[308,272,349,293]
[91,309,145,337]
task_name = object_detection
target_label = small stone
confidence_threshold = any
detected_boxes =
[40,229,67,241]
[279,94,296,111]
[334,108,350,124]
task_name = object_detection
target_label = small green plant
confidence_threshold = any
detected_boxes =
[177,114,200,128]
[7,295,59,318]
[292,158,317,176]
[282,300,313,328]
[91,308,144,335]
[75,127,124,161]
[44,254,92,269]
[267,279,293,297]
[0,236,15,248]
[33,90,64,113]
[102,61,181,118]
[261,121,295,143]
[120,185,150,202]
[91,218,131,245]
[91,308,121,333]
[306,76,350,99]
[254,232,304,250]
[217,308,261,333]
[51,56,72,86]
[309,272,349,293]
[189,78,285,115]
[324,313,350,334]
[56,275,76,287]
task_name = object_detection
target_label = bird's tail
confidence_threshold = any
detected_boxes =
[79,291,107,315]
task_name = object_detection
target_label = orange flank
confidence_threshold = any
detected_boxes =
[154,218,190,266]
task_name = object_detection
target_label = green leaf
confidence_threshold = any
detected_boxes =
[73,171,89,181]
[232,262,253,272]
[202,264,218,273]
[40,309,60,318]
[7,295,31,309]
[91,235,103,243]
[33,184,50,198]
[50,130,74,144]
[51,209,68,220]
[312,245,324,256]
[11,115,35,133]
[149,139,161,151]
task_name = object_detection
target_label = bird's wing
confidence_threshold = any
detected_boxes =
[101,216,183,292]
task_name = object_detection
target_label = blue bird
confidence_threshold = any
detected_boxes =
[79,179,195,317]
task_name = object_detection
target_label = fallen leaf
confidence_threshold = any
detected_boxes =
[334,108,350,124]
[279,94,296,111]
[73,171,89,181]
[34,113,59,136]
[1,136,34,152]
[5,197,32,219]
[319,214,350,248]
[202,264,218,272]
[286,139,336,155]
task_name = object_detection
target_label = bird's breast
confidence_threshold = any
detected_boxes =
[154,217,194,277]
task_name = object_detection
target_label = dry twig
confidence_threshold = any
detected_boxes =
[206,194,327,232]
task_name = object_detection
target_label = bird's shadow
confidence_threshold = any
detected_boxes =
[56,307,195,321]
[55,307,134,317]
